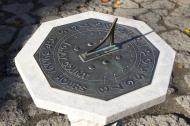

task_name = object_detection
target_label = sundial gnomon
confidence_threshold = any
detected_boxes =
[34,18,159,100]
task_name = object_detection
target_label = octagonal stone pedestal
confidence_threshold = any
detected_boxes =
[15,11,176,126]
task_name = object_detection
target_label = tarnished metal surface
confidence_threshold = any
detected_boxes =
[34,18,159,100]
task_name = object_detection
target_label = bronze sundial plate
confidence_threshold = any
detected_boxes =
[34,18,159,100]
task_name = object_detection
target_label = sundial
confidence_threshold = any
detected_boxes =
[34,18,159,100]
[15,11,176,126]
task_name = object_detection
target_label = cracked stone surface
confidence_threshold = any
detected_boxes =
[171,7,190,17]
[32,6,59,17]
[0,77,30,98]
[38,0,63,6]
[0,0,190,125]
[28,103,53,117]
[137,12,166,32]
[137,11,161,23]
[119,0,139,9]
[114,8,148,18]
[175,53,190,68]
[0,25,17,45]
[184,75,190,88]
[8,25,38,52]
[141,0,175,9]
[125,114,190,126]
[152,9,169,17]
[164,15,190,30]
[60,0,87,11]
[0,100,27,126]
[36,116,70,126]
[176,96,190,115]
[2,3,34,14]
[171,0,190,7]
[160,30,190,52]
[5,14,36,26]
[133,0,153,3]
[59,10,80,17]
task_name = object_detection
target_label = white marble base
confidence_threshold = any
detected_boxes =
[15,11,176,125]
[71,120,108,126]
[71,120,103,126]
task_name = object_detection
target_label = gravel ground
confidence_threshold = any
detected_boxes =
[0,0,190,125]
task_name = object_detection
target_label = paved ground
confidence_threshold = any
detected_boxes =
[0,0,190,125]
